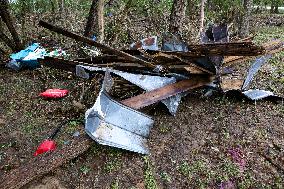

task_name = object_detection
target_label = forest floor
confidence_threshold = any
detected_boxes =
[0,15,284,189]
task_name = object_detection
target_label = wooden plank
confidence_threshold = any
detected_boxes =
[224,40,284,66]
[163,42,265,57]
[121,75,212,109]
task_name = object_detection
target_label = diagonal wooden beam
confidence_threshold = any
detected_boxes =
[121,75,212,109]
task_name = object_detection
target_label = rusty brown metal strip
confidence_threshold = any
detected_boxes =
[121,75,212,109]
[39,21,157,70]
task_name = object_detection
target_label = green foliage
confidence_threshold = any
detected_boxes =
[143,156,158,189]
[110,179,120,189]
[80,165,91,175]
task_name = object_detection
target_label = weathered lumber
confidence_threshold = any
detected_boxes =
[39,56,200,76]
[39,21,157,70]
[0,0,23,51]
[121,75,212,109]
[166,42,265,57]
[224,40,284,66]
[0,76,212,189]
[38,57,154,75]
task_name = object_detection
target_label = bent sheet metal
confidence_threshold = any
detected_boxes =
[222,55,283,101]
[77,65,183,115]
[85,71,154,154]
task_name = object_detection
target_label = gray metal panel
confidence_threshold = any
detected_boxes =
[85,115,149,154]
[242,89,274,100]
[87,91,153,137]
[242,55,272,91]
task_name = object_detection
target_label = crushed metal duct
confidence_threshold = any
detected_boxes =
[85,71,154,154]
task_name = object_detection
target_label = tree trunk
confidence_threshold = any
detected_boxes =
[239,0,253,38]
[274,0,279,14]
[169,0,187,34]
[58,0,65,13]
[84,0,105,43]
[0,0,23,51]
[110,0,133,44]
[97,0,104,43]
[199,0,205,34]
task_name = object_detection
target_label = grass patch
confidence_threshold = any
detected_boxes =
[160,171,171,183]
[104,159,122,173]
[143,156,158,189]
[80,165,91,175]
[110,179,119,189]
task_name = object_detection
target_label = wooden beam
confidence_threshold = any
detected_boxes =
[121,75,212,109]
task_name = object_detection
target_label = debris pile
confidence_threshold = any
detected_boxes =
[1,20,284,189]
[33,21,284,154]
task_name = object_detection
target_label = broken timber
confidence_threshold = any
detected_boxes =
[122,75,212,109]
[0,76,212,189]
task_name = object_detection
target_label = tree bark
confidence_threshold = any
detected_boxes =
[0,28,17,51]
[199,0,205,34]
[97,0,104,43]
[0,0,23,51]
[239,0,253,38]
[169,0,187,34]
[84,0,105,43]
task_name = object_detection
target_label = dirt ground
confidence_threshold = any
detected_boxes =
[0,18,284,189]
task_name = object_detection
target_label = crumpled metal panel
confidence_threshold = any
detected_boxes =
[242,89,275,100]
[85,90,154,154]
[242,55,272,91]
[76,65,183,115]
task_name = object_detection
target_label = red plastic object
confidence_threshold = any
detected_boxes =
[34,139,56,156]
[40,89,69,99]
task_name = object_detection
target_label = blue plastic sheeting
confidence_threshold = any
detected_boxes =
[7,43,46,70]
